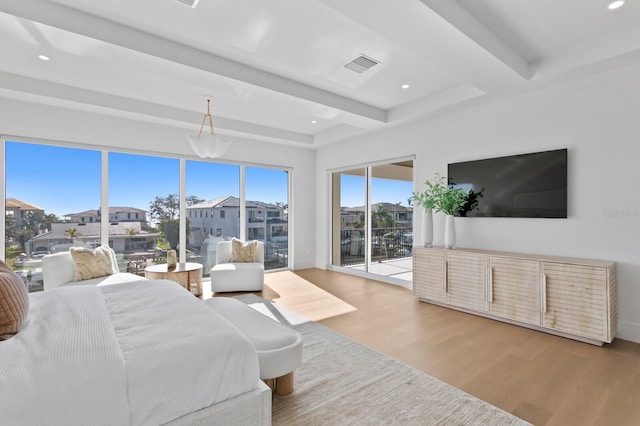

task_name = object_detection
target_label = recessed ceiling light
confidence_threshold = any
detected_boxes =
[608,0,626,10]
[311,120,317,124]
[37,55,50,61]
[401,84,410,89]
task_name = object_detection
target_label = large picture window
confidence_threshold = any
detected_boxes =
[4,141,101,291]
[2,139,292,291]
[245,167,289,270]
[185,161,240,276]
[109,152,179,275]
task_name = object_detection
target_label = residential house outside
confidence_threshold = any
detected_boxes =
[5,198,45,230]
[28,221,158,256]
[187,196,287,271]
[65,206,147,226]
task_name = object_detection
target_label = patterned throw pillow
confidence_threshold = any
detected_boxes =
[230,238,258,263]
[0,259,29,340]
[70,246,118,282]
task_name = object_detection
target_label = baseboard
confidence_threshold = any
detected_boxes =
[615,320,640,344]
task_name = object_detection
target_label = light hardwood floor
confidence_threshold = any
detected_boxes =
[206,268,640,425]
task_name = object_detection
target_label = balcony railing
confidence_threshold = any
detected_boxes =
[340,227,412,267]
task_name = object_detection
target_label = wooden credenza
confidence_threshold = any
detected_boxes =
[413,247,617,345]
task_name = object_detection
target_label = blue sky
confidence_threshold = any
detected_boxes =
[6,141,410,217]
[340,174,413,208]
[6,141,288,218]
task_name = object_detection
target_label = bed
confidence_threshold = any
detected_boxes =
[0,279,271,425]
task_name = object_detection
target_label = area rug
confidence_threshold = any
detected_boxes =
[236,294,531,426]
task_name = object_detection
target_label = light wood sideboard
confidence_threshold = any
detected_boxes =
[413,247,617,345]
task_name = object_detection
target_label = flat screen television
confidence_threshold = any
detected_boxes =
[447,149,567,218]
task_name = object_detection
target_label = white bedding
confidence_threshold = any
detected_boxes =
[0,279,260,426]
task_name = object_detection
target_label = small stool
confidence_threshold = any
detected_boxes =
[203,297,303,395]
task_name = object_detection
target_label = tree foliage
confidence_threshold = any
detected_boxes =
[149,194,204,222]
[65,227,80,240]
[159,219,180,250]
[372,204,393,228]
[149,194,179,221]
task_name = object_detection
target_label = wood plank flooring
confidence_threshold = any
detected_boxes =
[207,268,640,425]
[204,269,640,426]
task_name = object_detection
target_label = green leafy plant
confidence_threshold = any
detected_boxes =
[436,186,469,216]
[408,174,447,210]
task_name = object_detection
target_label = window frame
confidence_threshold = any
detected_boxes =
[1,136,293,272]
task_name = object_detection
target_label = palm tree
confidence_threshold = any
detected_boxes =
[65,227,80,242]
[372,204,393,229]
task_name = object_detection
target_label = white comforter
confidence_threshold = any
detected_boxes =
[0,279,260,426]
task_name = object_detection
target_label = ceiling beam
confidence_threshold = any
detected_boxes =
[0,0,387,126]
[417,0,531,80]
[0,72,313,145]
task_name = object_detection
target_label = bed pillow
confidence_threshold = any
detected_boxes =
[230,238,258,263]
[70,246,118,282]
[0,259,29,340]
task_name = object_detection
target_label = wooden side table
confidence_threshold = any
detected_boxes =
[145,262,203,296]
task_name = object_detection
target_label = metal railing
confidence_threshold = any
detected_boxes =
[340,227,412,266]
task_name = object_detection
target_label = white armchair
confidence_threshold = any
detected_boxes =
[210,240,264,293]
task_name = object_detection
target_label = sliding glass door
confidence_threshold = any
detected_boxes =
[331,168,367,268]
[331,160,414,284]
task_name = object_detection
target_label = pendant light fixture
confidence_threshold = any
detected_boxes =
[186,99,231,159]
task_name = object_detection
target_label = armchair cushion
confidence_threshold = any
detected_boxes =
[231,238,258,263]
[70,246,119,282]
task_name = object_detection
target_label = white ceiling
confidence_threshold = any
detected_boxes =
[1,0,639,148]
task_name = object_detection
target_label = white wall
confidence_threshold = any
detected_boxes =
[0,99,317,269]
[316,64,640,343]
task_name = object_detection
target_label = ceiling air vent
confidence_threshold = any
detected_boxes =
[176,0,200,8]
[343,55,380,74]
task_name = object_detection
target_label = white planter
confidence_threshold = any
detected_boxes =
[422,207,433,247]
[444,214,456,249]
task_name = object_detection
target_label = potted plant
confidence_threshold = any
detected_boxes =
[434,185,469,249]
[409,174,447,247]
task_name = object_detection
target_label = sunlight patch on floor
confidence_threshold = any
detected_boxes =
[264,270,357,321]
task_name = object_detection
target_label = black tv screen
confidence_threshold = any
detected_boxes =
[447,149,567,218]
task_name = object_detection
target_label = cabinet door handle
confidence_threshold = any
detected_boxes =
[487,266,493,303]
[541,274,547,313]
[443,261,448,293]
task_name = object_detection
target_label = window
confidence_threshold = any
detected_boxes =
[109,152,178,271]
[245,167,288,270]
[248,228,265,239]
[4,141,101,292]
[2,140,292,287]
[186,161,240,276]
